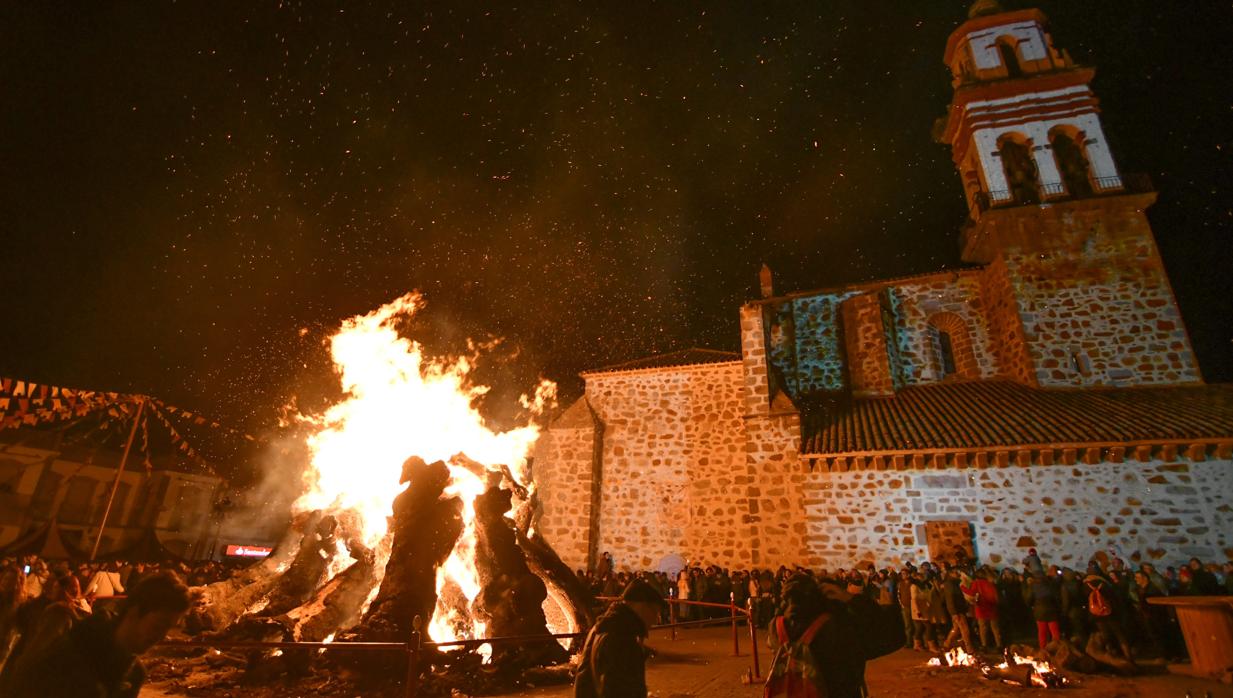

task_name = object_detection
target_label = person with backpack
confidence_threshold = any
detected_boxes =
[764,574,901,698]
[1084,574,1134,663]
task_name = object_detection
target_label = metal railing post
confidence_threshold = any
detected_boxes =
[669,589,677,641]
[747,598,761,679]
[406,615,422,698]
[730,592,740,657]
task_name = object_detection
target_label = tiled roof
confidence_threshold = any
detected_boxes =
[801,380,1233,455]
[584,348,740,375]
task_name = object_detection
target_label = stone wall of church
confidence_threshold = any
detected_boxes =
[998,202,1202,387]
[840,293,894,396]
[531,402,598,570]
[883,271,999,385]
[801,457,1233,570]
[743,411,811,568]
[576,362,752,571]
[981,256,1038,384]
[767,293,857,396]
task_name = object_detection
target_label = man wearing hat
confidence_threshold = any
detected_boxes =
[573,579,665,697]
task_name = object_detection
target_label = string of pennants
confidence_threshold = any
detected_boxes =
[0,376,258,478]
[145,400,217,475]
[0,377,129,431]
[149,398,256,443]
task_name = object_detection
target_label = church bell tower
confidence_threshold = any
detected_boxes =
[936,1,1202,387]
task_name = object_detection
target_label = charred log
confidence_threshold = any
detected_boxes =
[290,540,378,642]
[516,528,594,651]
[472,485,568,668]
[510,486,595,651]
[186,512,318,634]
[260,514,339,617]
[352,457,462,642]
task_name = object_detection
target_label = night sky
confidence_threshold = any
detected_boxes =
[3,1,1231,447]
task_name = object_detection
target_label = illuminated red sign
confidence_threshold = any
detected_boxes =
[224,544,272,558]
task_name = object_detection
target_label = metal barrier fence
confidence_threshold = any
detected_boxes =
[159,593,763,698]
[596,593,762,680]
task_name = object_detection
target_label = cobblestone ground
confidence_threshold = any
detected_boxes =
[492,626,1233,698]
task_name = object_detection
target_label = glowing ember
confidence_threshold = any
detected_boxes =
[993,654,1070,688]
[927,647,977,667]
[294,292,554,650]
[927,648,1069,688]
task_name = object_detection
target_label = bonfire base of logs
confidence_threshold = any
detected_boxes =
[181,456,591,695]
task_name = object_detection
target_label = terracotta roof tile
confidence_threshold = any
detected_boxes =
[584,348,740,375]
[801,381,1233,455]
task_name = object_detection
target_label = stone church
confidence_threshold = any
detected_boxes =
[531,1,1233,573]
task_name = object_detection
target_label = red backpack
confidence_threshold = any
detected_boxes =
[1088,585,1113,617]
[764,614,831,698]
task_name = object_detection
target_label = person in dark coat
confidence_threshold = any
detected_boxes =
[1059,568,1089,646]
[942,569,972,651]
[3,570,191,698]
[1084,574,1134,663]
[1187,558,1221,596]
[1023,572,1062,650]
[574,579,664,698]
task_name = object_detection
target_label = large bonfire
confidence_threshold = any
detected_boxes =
[187,293,592,691]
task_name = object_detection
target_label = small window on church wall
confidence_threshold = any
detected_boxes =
[1069,349,1092,377]
[933,327,957,378]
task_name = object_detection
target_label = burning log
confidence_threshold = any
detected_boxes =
[351,457,462,642]
[187,512,318,634]
[472,484,568,668]
[512,494,595,652]
[981,661,1036,687]
[289,540,378,642]
[260,514,339,617]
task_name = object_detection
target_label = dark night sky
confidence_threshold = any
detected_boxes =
[2,1,1231,444]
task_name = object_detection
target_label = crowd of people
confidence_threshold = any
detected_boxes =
[0,555,216,697]
[579,548,1233,665]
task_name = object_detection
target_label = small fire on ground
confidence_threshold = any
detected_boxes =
[928,647,1070,688]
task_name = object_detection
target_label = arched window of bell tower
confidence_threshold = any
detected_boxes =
[996,133,1040,205]
[1049,126,1093,197]
[996,36,1024,78]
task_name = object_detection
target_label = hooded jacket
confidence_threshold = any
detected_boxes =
[573,602,649,698]
[3,611,143,698]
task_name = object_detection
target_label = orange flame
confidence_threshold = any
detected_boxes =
[294,292,554,650]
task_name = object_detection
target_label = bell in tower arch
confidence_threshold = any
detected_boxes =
[997,135,1040,205]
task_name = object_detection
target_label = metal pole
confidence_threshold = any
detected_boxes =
[90,397,145,560]
[730,592,740,656]
[406,615,422,698]
[669,589,677,641]
[747,598,761,679]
